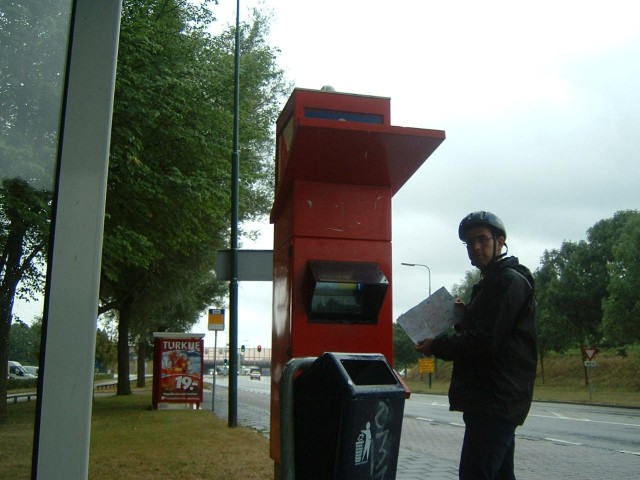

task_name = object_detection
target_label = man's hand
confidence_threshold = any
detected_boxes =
[415,338,434,356]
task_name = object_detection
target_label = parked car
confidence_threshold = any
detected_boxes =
[23,365,39,377]
[8,361,37,380]
[249,368,261,380]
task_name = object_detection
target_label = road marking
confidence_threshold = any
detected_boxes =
[530,413,640,428]
[547,410,589,421]
[416,417,434,422]
[408,399,450,407]
[449,422,465,427]
[617,450,640,456]
[544,437,582,446]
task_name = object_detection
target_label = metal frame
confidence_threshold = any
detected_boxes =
[33,1,122,478]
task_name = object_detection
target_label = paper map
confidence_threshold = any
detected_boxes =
[397,286,461,343]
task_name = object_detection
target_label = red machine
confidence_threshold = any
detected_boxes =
[269,88,445,463]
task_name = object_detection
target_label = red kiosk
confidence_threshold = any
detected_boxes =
[269,88,445,471]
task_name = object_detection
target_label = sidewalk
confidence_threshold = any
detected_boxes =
[206,388,459,480]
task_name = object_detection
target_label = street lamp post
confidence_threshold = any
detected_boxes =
[401,262,437,382]
[401,262,431,297]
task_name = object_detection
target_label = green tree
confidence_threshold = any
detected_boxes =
[0,179,50,417]
[128,259,220,387]
[451,269,480,304]
[602,212,640,345]
[0,0,69,419]
[393,322,420,373]
[95,328,117,373]
[100,1,288,394]
[534,249,576,383]
[8,319,40,365]
[536,240,606,350]
[0,0,69,185]
[534,211,639,384]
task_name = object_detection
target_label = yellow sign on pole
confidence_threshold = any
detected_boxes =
[208,308,225,331]
[418,357,435,374]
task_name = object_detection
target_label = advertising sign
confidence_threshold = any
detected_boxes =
[152,333,205,409]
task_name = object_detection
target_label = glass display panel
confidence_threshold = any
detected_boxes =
[307,260,388,324]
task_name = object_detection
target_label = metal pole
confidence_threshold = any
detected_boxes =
[228,0,241,428]
[212,331,217,412]
[400,262,431,296]
[401,262,437,380]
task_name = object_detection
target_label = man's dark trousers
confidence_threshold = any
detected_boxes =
[459,412,517,480]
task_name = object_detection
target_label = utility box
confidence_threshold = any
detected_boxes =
[294,352,406,479]
[269,88,445,464]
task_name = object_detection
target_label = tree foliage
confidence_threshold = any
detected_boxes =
[451,269,480,304]
[0,0,69,187]
[535,241,602,348]
[0,0,69,418]
[100,0,288,393]
[602,213,640,344]
[534,210,640,353]
[8,319,40,365]
[393,322,420,372]
[95,328,117,373]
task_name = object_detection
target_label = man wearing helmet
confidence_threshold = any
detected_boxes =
[416,211,537,480]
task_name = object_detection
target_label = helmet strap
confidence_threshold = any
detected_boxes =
[494,242,508,261]
[492,238,508,261]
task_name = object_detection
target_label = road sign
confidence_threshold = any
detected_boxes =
[208,308,225,331]
[584,360,597,367]
[582,346,599,361]
[418,357,435,374]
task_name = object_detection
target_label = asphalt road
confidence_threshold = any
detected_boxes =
[402,392,640,478]
[209,376,640,479]
[404,392,640,455]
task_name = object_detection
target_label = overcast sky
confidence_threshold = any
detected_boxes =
[187,0,640,348]
[15,1,638,350]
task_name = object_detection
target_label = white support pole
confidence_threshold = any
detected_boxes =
[34,1,122,478]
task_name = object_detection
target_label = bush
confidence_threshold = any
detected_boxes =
[7,378,38,391]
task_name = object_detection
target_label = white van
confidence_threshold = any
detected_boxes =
[8,361,37,380]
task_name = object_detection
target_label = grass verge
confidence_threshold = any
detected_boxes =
[406,378,640,407]
[1,390,273,480]
[405,346,640,407]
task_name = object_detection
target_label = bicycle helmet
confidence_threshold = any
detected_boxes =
[458,211,507,241]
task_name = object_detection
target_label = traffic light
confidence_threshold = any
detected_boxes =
[223,359,228,366]
[241,344,245,353]
[257,345,262,353]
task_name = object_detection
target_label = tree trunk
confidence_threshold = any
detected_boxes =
[0,225,25,421]
[137,340,146,388]
[117,297,133,395]
[539,351,546,385]
[0,306,11,421]
[581,346,589,387]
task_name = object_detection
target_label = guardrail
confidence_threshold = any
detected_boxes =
[95,382,117,390]
[7,382,121,404]
[7,392,36,404]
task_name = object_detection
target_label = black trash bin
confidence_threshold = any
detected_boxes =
[294,352,406,480]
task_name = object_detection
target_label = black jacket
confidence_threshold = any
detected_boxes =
[431,256,537,425]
